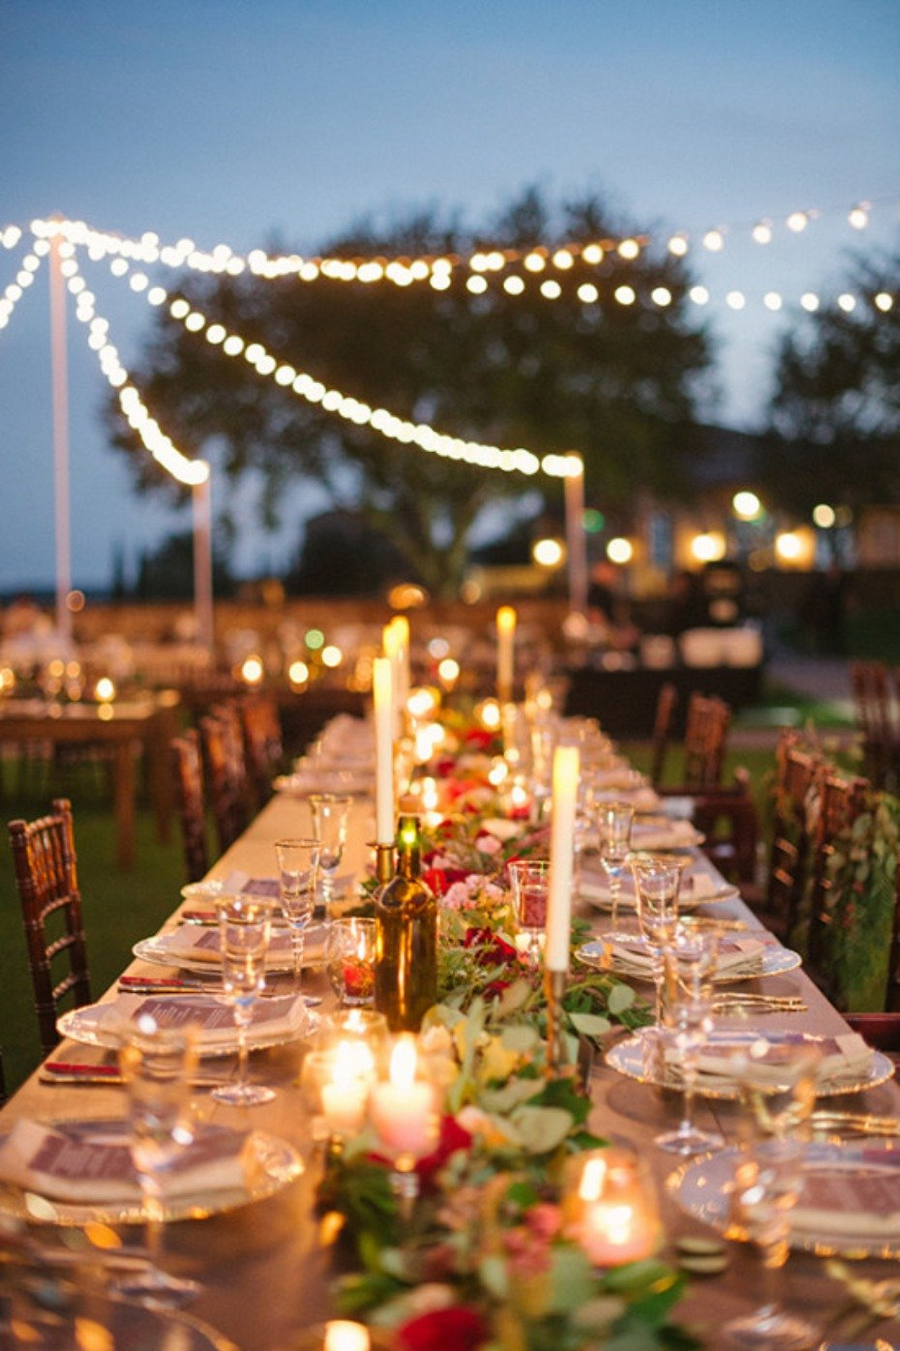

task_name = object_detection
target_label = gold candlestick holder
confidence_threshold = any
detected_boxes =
[370,841,395,886]
[544,966,570,1076]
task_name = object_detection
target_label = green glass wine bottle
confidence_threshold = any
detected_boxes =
[374,813,437,1032]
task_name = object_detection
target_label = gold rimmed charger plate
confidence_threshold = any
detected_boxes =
[577,937,801,984]
[605,1029,896,1101]
[0,1119,304,1227]
[581,881,739,913]
[667,1138,900,1259]
[57,993,312,1059]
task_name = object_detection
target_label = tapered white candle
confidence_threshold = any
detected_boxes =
[496,605,516,702]
[382,621,403,736]
[391,614,410,710]
[546,744,579,970]
[373,656,394,845]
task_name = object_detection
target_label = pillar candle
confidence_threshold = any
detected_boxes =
[496,605,516,702]
[373,656,394,846]
[546,744,579,970]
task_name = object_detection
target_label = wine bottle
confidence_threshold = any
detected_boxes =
[374,813,437,1032]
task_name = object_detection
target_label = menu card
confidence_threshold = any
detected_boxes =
[0,1119,253,1204]
[793,1150,900,1237]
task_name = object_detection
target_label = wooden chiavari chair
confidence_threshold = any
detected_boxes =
[239,697,283,812]
[7,797,92,1057]
[199,704,250,856]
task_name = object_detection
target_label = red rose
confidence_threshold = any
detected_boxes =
[463,927,519,966]
[464,728,496,751]
[423,865,470,896]
[395,1305,489,1351]
[415,1113,473,1181]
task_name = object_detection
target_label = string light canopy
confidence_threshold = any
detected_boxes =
[9,196,899,294]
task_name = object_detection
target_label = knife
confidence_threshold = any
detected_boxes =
[40,1061,227,1088]
[118,975,322,1003]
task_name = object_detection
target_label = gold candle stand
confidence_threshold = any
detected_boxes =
[544,967,569,1076]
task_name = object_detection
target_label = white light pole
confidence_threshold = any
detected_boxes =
[192,473,214,656]
[564,454,588,615]
[49,230,72,648]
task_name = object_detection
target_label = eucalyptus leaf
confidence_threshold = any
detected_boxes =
[568,1010,612,1037]
[479,1253,510,1300]
[501,1022,541,1053]
[509,1104,574,1154]
[607,983,636,1015]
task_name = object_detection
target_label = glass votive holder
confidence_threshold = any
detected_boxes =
[563,1148,662,1267]
[326,917,377,1007]
[299,1040,377,1144]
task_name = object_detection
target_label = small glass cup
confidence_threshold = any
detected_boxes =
[655,925,723,1156]
[326,917,377,1007]
[507,858,550,970]
[309,793,353,913]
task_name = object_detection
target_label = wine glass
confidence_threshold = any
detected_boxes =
[274,837,320,988]
[507,859,550,970]
[326,917,377,1006]
[118,1014,201,1305]
[598,800,634,931]
[723,1040,822,1350]
[309,793,352,913]
[654,925,723,1156]
[630,853,689,1023]
[212,896,276,1107]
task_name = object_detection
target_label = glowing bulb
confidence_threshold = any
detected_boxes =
[503,275,525,295]
[540,280,561,299]
[466,275,488,294]
[726,291,746,310]
[667,234,689,256]
[552,248,574,269]
[848,205,869,230]
[702,230,724,252]
[733,491,762,520]
[838,293,856,313]
[875,292,893,312]
[607,537,633,564]
[651,287,672,307]
[582,243,603,264]
[577,283,598,303]
[763,292,783,311]
[689,286,709,305]
[775,531,803,562]
[786,211,808,233]
[800,292,819,312]
[812,504,836,528]
[752,221,773,244]
[532,538,564,567]
[524,253,545,272]
[617,239,640,260]
[614,285,636,306]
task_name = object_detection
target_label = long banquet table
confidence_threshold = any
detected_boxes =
[2,772,899,1348]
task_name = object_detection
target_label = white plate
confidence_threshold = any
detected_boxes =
[0,1120,304,1226]
[576,937,801,984]
[581,878,739,912]
[132,928,323,974]
[667,1138,900,1257]
[606,1029,895,1100]
[57,992,312,1058]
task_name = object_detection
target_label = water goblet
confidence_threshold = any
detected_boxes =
[630,852,689,1022]
[507,858,550,970]
[118,1014,201,1305]
[598,800,634,931]
[722,1039,822,1351]
[309,793,353,913]
[274,837,320,987]
[654,925,723,1156]
[213,896,276,1107]
[326,916,377,1006]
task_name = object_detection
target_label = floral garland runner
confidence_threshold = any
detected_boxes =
[317,720,700,1350]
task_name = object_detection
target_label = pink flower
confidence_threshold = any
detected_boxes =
[475,833,502,856]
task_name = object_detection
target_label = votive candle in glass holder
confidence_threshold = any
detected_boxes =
[564,1148,661,1267]
[324,1320,370,1351]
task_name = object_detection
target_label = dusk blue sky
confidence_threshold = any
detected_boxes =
[1,0,898,592]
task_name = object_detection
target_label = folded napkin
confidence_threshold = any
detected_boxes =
[792,1151,900,1237]
[593,787,661,812]
[631,820,698,849]
[0,1119,255,1205]
[609,935,765,977]
[157,924,324,967]
[689,1032,872,1086]
[274,770,370,795]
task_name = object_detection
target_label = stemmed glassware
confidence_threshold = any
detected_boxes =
[118,1014,201,1304]
[723,1041,822,1350]
[630,853,689,1023]
[655,925,723,1156]
[274,837,320,988]
[507,859,550,970]
[213,896,276,1107]
[598,800,634,931]
[309,793,352,913]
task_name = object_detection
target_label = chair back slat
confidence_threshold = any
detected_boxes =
[649,682,678,785]
[239,697,283,811]
[199,705,249,856]
[171,729,209,883]
[682,693,731,789]
[7,797,91,1057]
